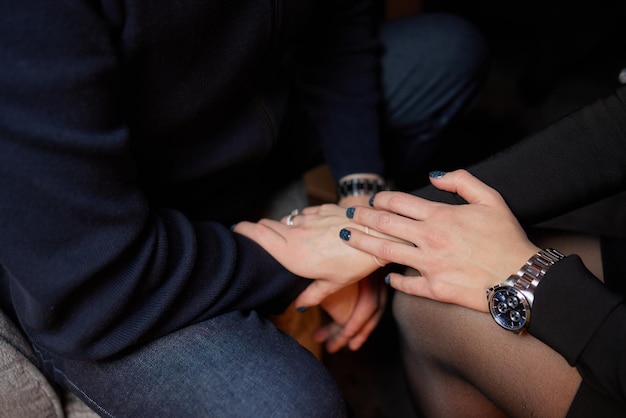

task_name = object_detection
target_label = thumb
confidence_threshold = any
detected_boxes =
[294,280,343,311]
[385,272,430,299]
[429,169,501,205]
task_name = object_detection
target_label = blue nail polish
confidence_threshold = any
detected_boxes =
[384,275,391,285]
[346,207,355,219]
[339,228,351,241]
[230,224,237,231]
[369,195,375,207]
[429,170,446,179]
[296,306,309,313]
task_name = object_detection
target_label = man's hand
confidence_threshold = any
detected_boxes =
[233,204,381,307]
[317,273,387,353]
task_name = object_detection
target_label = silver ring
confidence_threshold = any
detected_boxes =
[286,209,299,226]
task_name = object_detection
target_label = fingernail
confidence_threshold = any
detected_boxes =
[346,207,355,219]
[384,275,391,285]
[339,228,351,241]
[296,306,309,313]
[230,224,237,231]
[429,170,446,179]
[369,195,375,207]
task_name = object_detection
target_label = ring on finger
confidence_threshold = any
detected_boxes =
[364,226,386,267]
[286,209,299,226]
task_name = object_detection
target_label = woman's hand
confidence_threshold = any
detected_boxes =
[339,170,540,313]
[233,204,382,307]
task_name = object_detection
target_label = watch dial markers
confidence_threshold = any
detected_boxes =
[489,288,528,331]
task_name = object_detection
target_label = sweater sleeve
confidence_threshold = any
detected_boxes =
[412,87,626,223]
[530,256,626,404]
[0,1,309,360]
[293,0,384,181]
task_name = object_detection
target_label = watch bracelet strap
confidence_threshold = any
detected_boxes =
[512,248,565,297]
[337,177,389,199]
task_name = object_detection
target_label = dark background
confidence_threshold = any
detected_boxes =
[423,0,626,171]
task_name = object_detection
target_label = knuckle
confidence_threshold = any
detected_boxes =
[386,193,405,212]
[378,241,395,261]
[251,222,269,236]
[319,203,335,213]
[373,212,393,231]
[423,230,445,250]
[456,168,470,178]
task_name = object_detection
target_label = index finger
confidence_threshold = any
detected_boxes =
[428,169,505,206]
[368,191,440,222]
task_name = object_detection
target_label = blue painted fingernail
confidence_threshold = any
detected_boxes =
[339,228,351,241]
[346,207,355,219]
[384,275,391,285]
[296,306,309,313]
[429,170,446,179]
[230,224,237,231]
[369,195,375,207]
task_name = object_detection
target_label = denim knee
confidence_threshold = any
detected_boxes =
[35,311,347,417]
[380,12,489,135]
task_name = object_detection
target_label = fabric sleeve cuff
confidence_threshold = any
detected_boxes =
[529,255,622,365]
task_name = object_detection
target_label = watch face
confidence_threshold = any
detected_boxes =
[488,287,529,331]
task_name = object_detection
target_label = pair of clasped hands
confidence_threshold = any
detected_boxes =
[233,170,539,352]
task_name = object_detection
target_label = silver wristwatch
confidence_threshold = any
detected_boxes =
[486,248,565,333]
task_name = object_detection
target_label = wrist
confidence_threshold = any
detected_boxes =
[338,173,383,183]
[337,173,390,201]
[497,245,542,282]
[338,194,371,208]
[486,248,565,333]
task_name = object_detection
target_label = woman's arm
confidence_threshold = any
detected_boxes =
[343,170,626,404]
[413,87,626,225]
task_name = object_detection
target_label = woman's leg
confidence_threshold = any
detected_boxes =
[393,293,581,417]
[34,310,345,417]
[392,231,604,417]
[379,13,490,189]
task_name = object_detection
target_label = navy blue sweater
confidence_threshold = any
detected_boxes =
[0,0,382,359]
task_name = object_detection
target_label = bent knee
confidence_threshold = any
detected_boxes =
[392,292,440,349]
[392,292,471,358]
[391,13,489,79]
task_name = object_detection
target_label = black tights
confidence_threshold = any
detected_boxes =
[393,292,580,417]
[390,230,611,417]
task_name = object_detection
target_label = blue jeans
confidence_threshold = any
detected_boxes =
[380,13,489,189]
[35,311,345,417]
[33,12,487,418]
